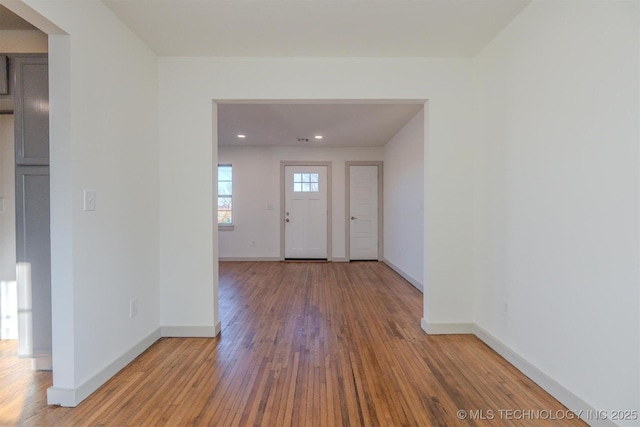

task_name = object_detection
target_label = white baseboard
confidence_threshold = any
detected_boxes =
[32,352,52,371]
[161,325,219,337]
[420,321,614,426]
[218,257,280,262]
[219,257,352,263]
[47,324,222,407]
[472,325,616,427]
[47,328,162,407]
[382,258,423,292]
[421,318,474,334]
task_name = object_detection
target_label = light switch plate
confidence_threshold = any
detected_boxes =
[83,190,96,211]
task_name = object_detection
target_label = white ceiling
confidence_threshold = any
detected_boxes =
[217,102,424,147]
[99,1,528,148]
[102,0,530,58]
[3,1,532,148]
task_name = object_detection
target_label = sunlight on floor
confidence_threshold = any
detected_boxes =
[0,339,32,425]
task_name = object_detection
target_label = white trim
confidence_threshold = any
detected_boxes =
[46,387,76,408]
[331,257,349,263]
[472,325,616,427]
[382,258,423,292]
[160,325,219,338]
[419,322,616,427]
[47,328,162,407]
[32,353,53,370]
[218,257,280,262]
[420,319,473,335]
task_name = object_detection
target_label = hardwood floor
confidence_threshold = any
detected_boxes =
[1,261,586,426]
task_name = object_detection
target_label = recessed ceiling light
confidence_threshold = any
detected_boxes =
[314,135,323,139]
[237,134,246,138]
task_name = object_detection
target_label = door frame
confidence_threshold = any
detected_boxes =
[280,161,332,261]
[345,161,383,261]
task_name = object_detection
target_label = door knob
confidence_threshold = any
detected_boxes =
[285,218,290,222]
[351,216,357,220]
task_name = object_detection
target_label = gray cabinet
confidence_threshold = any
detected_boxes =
[10,54,51,367]
[0,56,7,95]
[15,166,51,358]
[13,56,49,166]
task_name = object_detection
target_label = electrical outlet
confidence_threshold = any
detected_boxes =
[503,301,509,316]
[130,299,139,318]
[83,190,96,211]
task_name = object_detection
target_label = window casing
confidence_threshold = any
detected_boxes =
[218,164,233,226]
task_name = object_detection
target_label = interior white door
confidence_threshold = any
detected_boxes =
[284,165,328,259]
[349,165,378,260]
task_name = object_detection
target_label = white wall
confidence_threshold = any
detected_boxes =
[159,57,476,336]
[4,1,633,418]
[383,109,424,290]
[0,116,15,283]
[10,2,635,419]
[15,0,161,406]
[218,145,384,260]
[474,1,639,422]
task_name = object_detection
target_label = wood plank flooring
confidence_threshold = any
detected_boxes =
[1,261,586,426]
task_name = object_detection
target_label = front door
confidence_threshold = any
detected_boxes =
[349,165,379,260]
[284,165,328,259]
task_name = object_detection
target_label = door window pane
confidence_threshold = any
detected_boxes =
[293,172,319,192]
